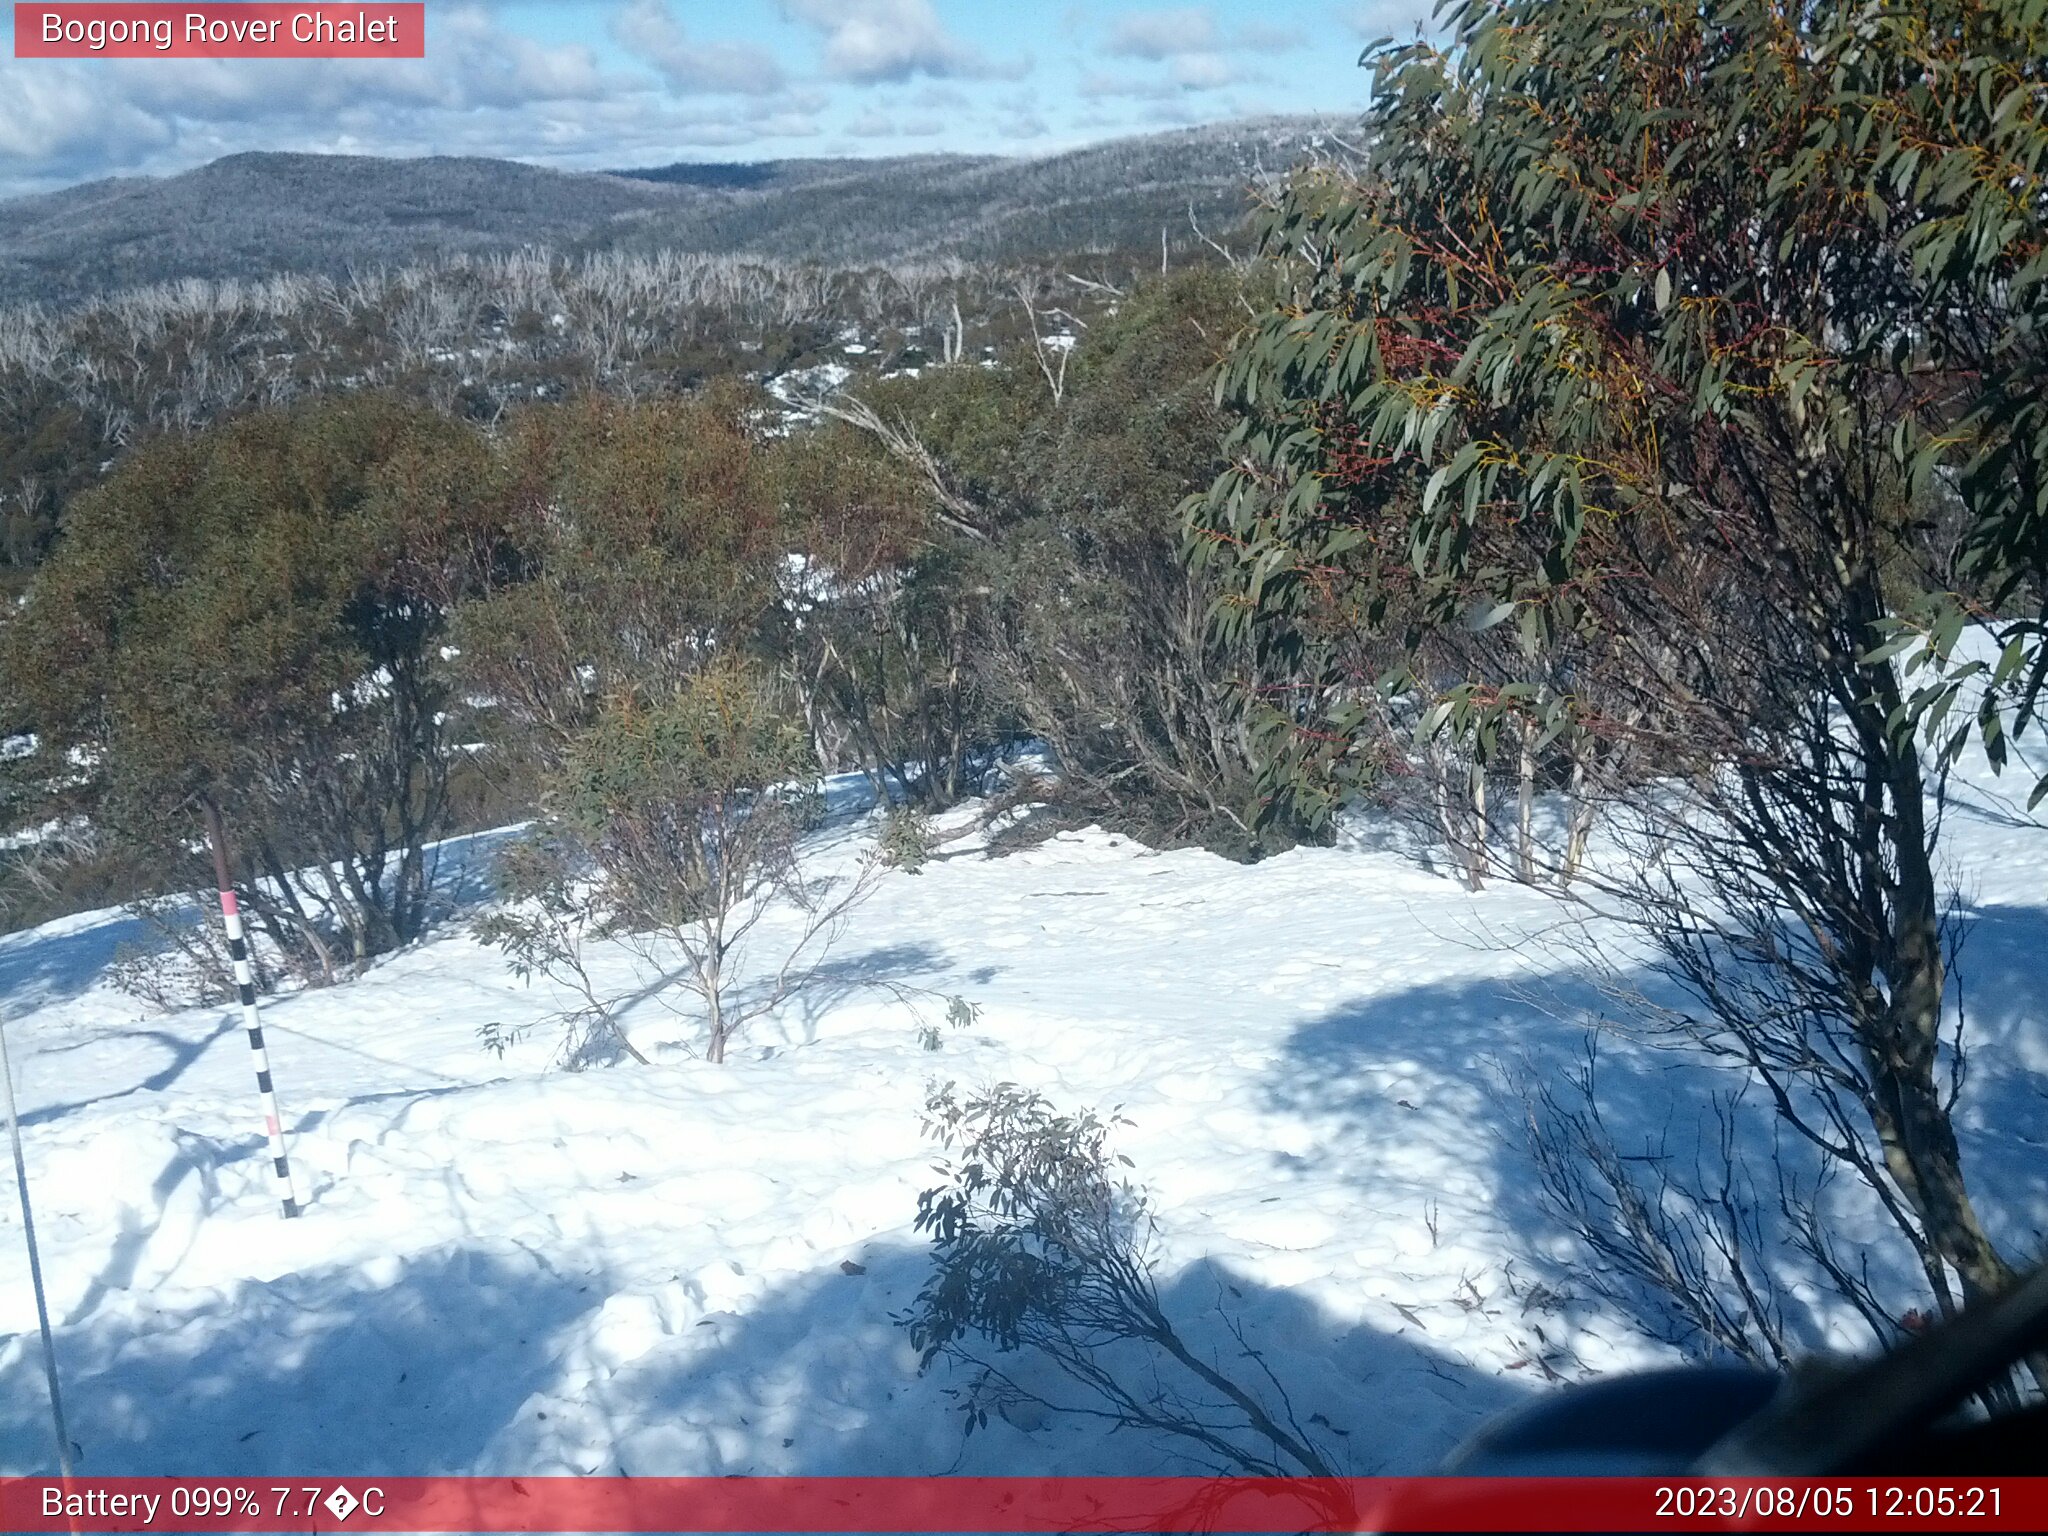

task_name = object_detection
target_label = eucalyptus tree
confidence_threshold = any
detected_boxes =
[1190,0,2048,1353]
[6,395,496,971]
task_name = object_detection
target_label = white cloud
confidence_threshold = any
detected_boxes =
[0,3,797,191]
[0,66,172,170]
[611,1,788,95]
[844,109,944,140]
[1170,53,1249,89]
[432,7,620,106]
[1105,7,1219,60]
[0,4,622,147]
[0,0,1344,196]
[1084,6,1282,99]
[992,110,1049,140]
[1236,19,1307,52]
[1078,70,1179,102]
[1338,0,1441,39]
[1079,51,1253,98]
[910,83,971,111]
[779,0,1025,83]
[0,28,822,195]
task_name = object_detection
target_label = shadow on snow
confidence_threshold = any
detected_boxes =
[1259,925,2047,1366]
[1,1238,1517,1478]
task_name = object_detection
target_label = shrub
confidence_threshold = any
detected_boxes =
[906,1082,1336,1475]
[551,658,875,1063]
[5,394,494,968]
[877,805,937,872]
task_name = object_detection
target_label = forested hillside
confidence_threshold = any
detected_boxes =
[0,117,1333,305]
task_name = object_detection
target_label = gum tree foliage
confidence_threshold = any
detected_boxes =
[450,386,787,783]
[988,270,1307,854]
[542,658,868,1066]
[907,1082,1337,1476]
[448,392,893,1065]
[1195,0,2047,811]
[5,395,495,970]
[471,832,651,1070]
[769,417,992,811]
[1189,0,2048,1359]
[817,270,1314,855]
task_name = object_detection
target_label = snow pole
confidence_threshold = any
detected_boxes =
[201,798,302,1219]
[0,1016,74,1477]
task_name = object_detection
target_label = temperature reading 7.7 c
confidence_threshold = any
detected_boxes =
[271,1486,386,1521]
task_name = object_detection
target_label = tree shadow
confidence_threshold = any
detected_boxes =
[0,822,528,1021]
[11,1018,238,1130]
[1,1237,1518,1479]
[1949,902,2048,1247]
[59,1126,266,1327]
[0,1244,612,1477]
[419,824,533,923]
[289,1080,488,1136]
[1259,940,2048,1368]
[572,1245,1521,1476]
[621,941,968,1056]
[769,942,982,1046]
[0,906,153,1014]
[1258,971,1768,1344]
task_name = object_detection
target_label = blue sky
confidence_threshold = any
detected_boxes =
[0,1,1440,194]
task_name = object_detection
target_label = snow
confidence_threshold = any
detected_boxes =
[1,746,2043,1478]
[0,817,82,854]
[764,363,852,414]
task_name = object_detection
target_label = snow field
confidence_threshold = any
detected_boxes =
[2,759,2043,1477]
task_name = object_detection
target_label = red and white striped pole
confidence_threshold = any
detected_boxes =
[201,799,302,1220]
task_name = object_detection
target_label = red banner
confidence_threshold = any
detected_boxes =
[2,1477,2045,1533]
[13,5,425,58]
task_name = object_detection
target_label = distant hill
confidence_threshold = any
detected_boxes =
[0,117,1342,305]
[0,153,683,303]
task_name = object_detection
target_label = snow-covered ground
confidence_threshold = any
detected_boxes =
[1,755,2043,1477]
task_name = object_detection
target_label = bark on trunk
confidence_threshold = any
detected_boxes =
[1467,761,1489,890]
[1562,741,1594,886]
[1517,719,1537,885]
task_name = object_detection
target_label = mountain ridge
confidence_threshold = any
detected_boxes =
[0,116,1343,304]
